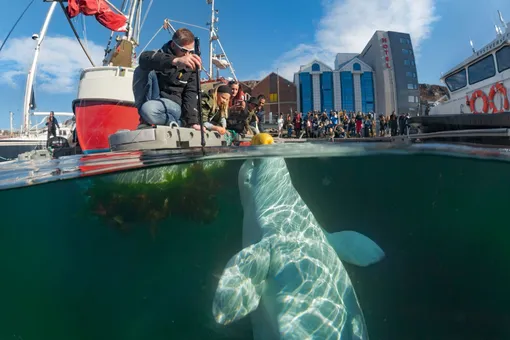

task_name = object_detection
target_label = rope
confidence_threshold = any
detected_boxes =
[59,2,95,67]
[0,0,35,53]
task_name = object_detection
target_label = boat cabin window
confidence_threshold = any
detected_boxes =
[468,54,496,85]
[496,46,510,73]
[445,69,467,92]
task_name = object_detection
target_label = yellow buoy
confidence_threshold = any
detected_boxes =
[251,133,274,145]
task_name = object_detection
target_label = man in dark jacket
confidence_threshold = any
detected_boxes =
[46,111,59,139]
[134,28,203,131]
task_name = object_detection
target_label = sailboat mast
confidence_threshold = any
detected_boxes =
[23,1,57,136]
[126,0,140,42]
[208,0,215,78]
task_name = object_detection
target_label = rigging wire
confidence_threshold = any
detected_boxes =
[81,15,90,52]
[166,19,209,31]
[140,0,154,32]
[0,0,35,53]
[58,2,96,67]
[139,25,164,53]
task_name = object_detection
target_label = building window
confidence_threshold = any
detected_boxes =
[404,60,410,66]
[361,72,375,112]
[445,69,467,92]
[406,71,414,77]
[299,73,313,113]
[400,38,411,44]
[468,54,496,85]
[408,96,415,103]
[269,93,278,102]
[496,46,510,73]
[311,63,320,72]
[340,72,355,111]
[411,60,415,66]
[320,72,334,112]
[407,83,414,90]
[353,62,361,71]
[402,49,409,54]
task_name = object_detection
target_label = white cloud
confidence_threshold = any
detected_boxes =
[0,35,104,93]
[255,0,439,81]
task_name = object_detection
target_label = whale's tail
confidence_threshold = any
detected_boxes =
[325,230,385,267]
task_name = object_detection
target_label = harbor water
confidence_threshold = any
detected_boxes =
[0,143,509,339]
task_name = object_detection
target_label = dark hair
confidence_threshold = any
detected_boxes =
[257,94,266,100]
[217,85,232,95]
[172,28,195,45]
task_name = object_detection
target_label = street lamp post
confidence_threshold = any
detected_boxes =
[276,68,281,114]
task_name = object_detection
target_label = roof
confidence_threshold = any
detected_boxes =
[299,59,333,72]
[442,29,510,80]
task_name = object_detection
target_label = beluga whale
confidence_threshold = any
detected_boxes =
[212,156,385,340]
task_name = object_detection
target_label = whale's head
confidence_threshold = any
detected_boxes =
[238,159,256,210]
[238,157,290,210]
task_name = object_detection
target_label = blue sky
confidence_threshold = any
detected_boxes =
[0,0,509,129]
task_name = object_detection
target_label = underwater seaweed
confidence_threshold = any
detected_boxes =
[84,161,226,238]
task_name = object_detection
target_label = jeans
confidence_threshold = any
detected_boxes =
[133,67,181,126]
[140,98,181,125]
[256,112,265,132]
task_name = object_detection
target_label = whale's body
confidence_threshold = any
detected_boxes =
[213,158,385,339]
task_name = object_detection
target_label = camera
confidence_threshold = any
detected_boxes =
[31,34,39,40]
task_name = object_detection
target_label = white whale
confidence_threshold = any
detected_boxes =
[212,157,385,340]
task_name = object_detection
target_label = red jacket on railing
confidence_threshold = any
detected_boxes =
[67,0,127,32]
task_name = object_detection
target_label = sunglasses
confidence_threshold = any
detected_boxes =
[173,40,194,54]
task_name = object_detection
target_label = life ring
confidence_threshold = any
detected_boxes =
[488,82,510,113]
[470,90,489,114]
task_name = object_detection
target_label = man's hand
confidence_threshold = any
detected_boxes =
[173,54,202,70]
[191,124,206,133]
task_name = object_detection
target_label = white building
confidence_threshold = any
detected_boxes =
[294,54,375,113]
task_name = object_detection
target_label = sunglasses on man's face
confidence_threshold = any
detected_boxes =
[173,40,194,54]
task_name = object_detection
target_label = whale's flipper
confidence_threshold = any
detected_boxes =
[212,240,271,325]
[326,230,385,267]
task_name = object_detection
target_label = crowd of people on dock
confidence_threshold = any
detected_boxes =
[275,111,411,139]
[132,27,412,141]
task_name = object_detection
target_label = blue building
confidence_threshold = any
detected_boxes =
[294,31,420,115]
[294,55,375,113]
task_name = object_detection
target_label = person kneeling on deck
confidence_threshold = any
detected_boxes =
[133,28,203,131]
[202,84,232,135]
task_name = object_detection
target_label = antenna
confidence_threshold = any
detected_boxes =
[469,38,475,54]
[494,23,502,36]
[498,10,508,30]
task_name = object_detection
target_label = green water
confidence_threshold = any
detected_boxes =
[0,154,509,339]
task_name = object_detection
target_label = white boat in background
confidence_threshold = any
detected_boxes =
[0,2,76,162]
[0,113,75,162]
[408,10,510,144]
[430,11,510,116]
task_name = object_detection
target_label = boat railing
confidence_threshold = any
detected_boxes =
[407,128,510,140]
[28,116,74,137]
